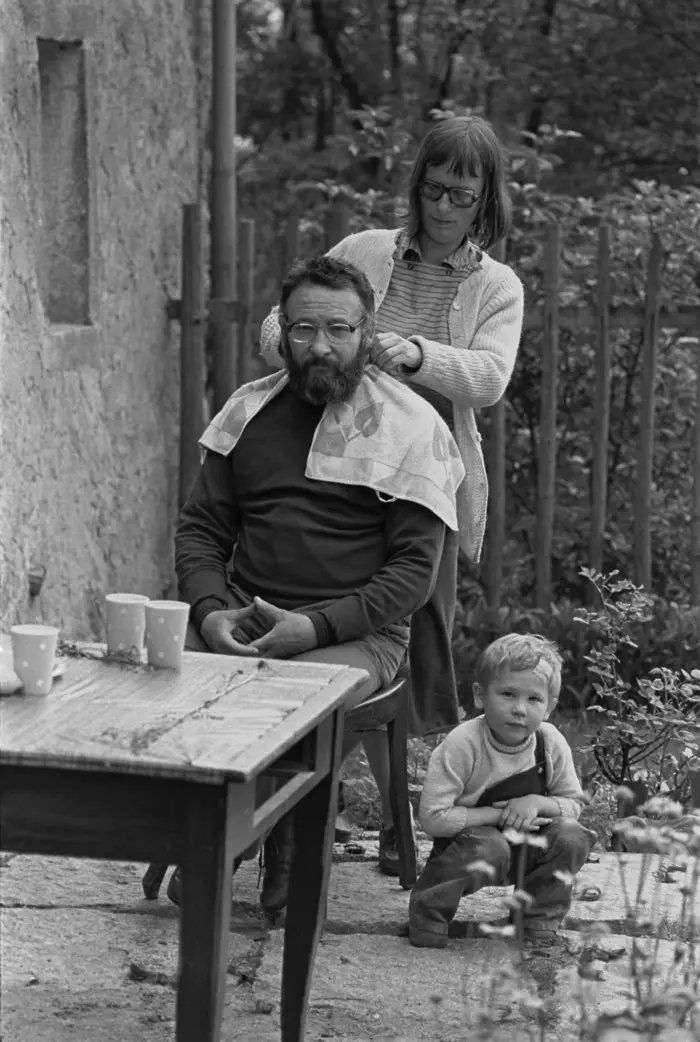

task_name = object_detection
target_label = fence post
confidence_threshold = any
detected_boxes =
[535,223,560,611]
[485,239,507,612]
[692,341,700,607]
[324,200,350,251]
[179,204,206,510]
[634,234,663,590]
[237,218,255,387]
[210,0,238,414]
[589,224,612,596]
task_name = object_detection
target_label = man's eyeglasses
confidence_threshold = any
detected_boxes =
[419,179,481,209]
[286,318,366,345]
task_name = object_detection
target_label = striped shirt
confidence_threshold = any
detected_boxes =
[375,232,480,428]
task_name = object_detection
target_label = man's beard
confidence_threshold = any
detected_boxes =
[282,335,370,406]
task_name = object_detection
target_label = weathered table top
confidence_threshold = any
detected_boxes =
[0,646,367,784]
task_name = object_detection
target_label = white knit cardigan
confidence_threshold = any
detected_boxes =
[259,228,524,563]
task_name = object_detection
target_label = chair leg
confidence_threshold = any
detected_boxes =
[142,863,169,900]
[387,702,416,890]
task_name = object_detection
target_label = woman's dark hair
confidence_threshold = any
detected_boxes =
[279,253,376,320]
[406,116,512,250]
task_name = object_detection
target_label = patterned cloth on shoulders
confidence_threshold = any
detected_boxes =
[199,366,466,532]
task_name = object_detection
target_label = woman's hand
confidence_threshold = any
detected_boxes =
[370,332,423,374]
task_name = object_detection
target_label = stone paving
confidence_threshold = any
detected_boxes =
[1,834,697,1041]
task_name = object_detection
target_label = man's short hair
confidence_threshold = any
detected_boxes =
[279,253,376,322]
[475,633,563,708]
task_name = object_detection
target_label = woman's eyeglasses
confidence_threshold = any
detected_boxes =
[419,179,481,209]
[286,318,366,345]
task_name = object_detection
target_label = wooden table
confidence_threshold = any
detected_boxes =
[0,647,368,1041]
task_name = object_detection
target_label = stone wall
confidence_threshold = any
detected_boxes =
[0,0,204,638]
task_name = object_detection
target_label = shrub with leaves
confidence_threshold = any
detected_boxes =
[451,568,700,724]
[574,570,700,807]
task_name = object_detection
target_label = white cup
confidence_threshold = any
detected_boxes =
[10,624,59,695]
[144,601,190,669]
[105,593,150,661]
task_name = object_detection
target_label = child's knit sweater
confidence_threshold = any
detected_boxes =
[419,716,586,838]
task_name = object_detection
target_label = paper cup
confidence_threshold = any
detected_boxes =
[144,600,190,669]
[105,593,150,661]
[10,624,59,695]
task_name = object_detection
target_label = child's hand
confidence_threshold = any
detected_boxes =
[529,817,552,831]
[493,796,542,832]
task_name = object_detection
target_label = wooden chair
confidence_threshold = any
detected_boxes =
[343,674,417,890]
[141,674,417,899]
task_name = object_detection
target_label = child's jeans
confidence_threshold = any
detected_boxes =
[409,819,594,947]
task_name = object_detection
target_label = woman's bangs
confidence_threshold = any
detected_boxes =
[444,131,492,181]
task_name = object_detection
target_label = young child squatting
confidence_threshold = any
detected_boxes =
[409,633,594,948]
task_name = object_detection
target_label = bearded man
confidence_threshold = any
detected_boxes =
[171,254,464,913]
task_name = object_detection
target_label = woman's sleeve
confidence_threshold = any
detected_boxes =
[258,234,361,370]
[406,269,524,409]
[259,307,285,370]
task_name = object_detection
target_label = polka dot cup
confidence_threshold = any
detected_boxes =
[144,601,191,670]
[10,624,59,696]
[105,594,150,662]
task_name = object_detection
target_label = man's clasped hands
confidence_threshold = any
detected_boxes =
[200,600,318,660]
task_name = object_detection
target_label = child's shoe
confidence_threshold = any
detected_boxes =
[521,917,563,948]
[260,813,294,916]
[408,924,448,949]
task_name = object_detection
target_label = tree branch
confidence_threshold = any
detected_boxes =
[414,0,427,83]
[430,0,472,112]
[525,0,559,134]
[636,0,700,59]
[386,0,402,99]
[308,0,368,112]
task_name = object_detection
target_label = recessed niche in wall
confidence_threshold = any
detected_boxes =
[37,38,91,326]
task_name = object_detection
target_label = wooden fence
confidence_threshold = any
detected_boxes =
[169,203,700,608]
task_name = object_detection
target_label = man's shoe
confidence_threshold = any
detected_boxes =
[166,867,182,906]
[334,812,354,844]
[378,824,401,877]
[378,804,416,878]
[260,814,295,916]
[166,857,242,908]
[334,780,353,843]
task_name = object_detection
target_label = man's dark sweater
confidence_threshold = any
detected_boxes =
[175,386,446,647]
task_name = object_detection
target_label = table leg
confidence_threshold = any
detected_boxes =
[176,785,236,1042]
[280,709,343,1042]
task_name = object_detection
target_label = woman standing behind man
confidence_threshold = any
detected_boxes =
[259,115,524,876]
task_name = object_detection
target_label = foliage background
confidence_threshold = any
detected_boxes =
[230,0,700,713]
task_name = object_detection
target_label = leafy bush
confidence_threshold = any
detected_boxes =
[504,179,700,604]
[453,568,700,806]
[574,570,700,808]
[454,572,700,713]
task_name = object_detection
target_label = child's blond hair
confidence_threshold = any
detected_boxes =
[474,633,563,708]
